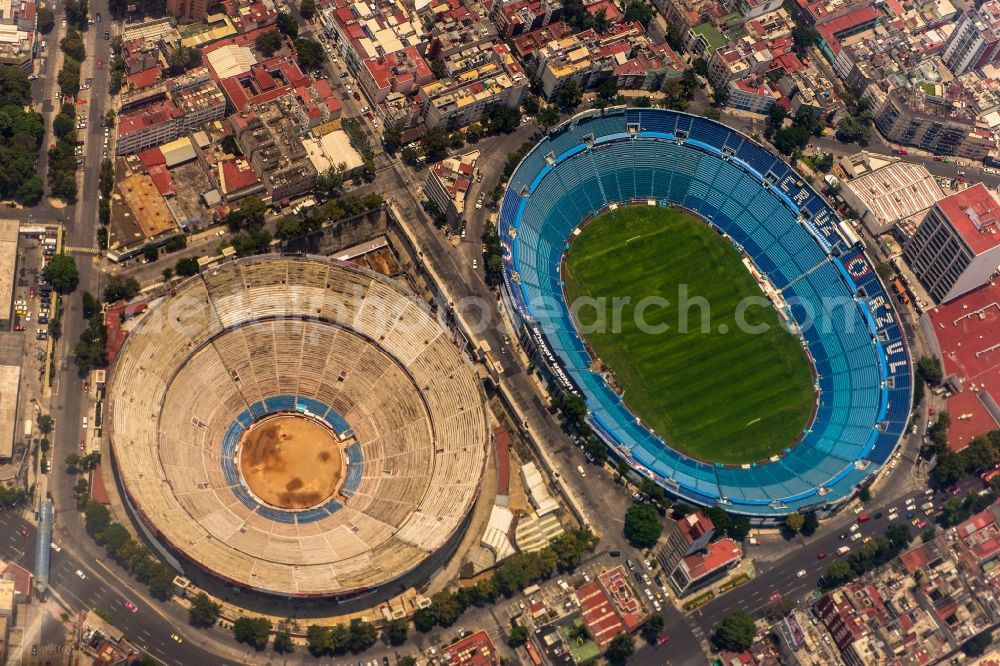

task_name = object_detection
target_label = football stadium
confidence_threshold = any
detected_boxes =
[106,256,489,597]
[499,108,912,519]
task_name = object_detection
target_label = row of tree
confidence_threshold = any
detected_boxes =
[84,501,177,598]
[0,66,45,205]
[818,524,913,589]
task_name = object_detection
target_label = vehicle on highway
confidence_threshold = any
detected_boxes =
[125,601,137,613]
[609,550,620,557]
[576,465,585,477]
[472,258,478,270]
[769,591,782,600]
[817,551,826,559]
[796,569,807,577]
[836,545,850,556]
[657,634,670,645]
[75,569,86,579]
[82,417,88,429]
[170,633,182,643]
[896,148,908,155]
[857,513,871,522]
[850,532,862,542]
[50,542,61,552]
[887,512,898,521]
[104,30,109,39]
[850,523,860,532]
[96,12,101,21]
[933,155,942,161]
[97,59,103,69]
[17,527,29,538]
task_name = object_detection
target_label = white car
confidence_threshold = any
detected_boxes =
[796,569,807,578]
[82,417,88,429]
[75,569,86,579]
[849,524,859,533]
[887,512,898,521]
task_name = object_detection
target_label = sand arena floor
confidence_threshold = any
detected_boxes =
[239,415,344,509]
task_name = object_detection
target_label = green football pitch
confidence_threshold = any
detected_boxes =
[563,205,815,464]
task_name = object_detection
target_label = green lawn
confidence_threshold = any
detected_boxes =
[563,206,815,464]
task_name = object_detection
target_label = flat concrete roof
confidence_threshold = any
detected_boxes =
[0,220,18,325]
[0,365,21,459]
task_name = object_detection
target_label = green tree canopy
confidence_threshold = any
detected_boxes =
[623,0,655,28]
[715,609,756,651]
[43,254,79,293]
[293,38,324,70]
[624,504,662,548]
[188,592,221,627]
[276,12,299,38]
[233,616,271,649]
[255,30,283,57]
[605,632,636,666]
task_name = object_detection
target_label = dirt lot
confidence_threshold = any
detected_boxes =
[239,415,343,509]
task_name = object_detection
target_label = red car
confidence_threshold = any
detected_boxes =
[125,601,138,613]
[96,59,103,69]
[657,634,670,645]
[769,592,782,601]
[17,527,29,538]
[933,155,943,161]
[857,513,871,522]
[896,148,908,156]
[817,551,827,560]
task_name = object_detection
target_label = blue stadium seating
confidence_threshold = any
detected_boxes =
[503,109,911,518]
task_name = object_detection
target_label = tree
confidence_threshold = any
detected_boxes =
[276,12,299,38]
[293,38,324,71]
[188,592,221,627]
[555,79,582,110]
[306,625,331,655]
[413,608,437,632]
[785,511,805,534]
[255,30,283,57]
[383,125,402,153]
[715,610,756,651]
[605,632,635,666]
[767,102,787,131]
[641,613,665,644]
[507,625,529,646]
[58,59,81,96]
[233,617,271,650]
[348,620,377,653]
[819,558,853,589]
[103,275,140,304]
[175,257,200,277]
[624,504,662,548]
[537,105,560,130]
[143,244,158,263]
[60,29,86,62]
[275,216,302,241]
[792,25,820,52]
[43,254,79,293]
[38,414,54,434]
[385,619,409,646]
[226,195,267,231]
[859,487,872,503]
[704,107,722,120]
[273,629,293,653]
[315,164,345,199]
[299,0,316,18]
[835,116,871,145]
[712,87,730,108]
[38,6,55,32]
[917,356,943,385]
[801,512,820,537]
[597,76,619,102]
[623,0,655,28]
[421,126,451,162]
[962,630,992,658]
[430,59,449,80]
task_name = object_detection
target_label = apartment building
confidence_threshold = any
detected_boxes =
[230,101,317,202]
[941,1,1000,76]
[116,80,226,155]
[903,183,1000,303]
[873,88,994,160]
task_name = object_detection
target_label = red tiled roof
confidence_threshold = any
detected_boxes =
[2,562,31,599]
[126,66,163,90]
[937,183,1000,255]
[147,164,175,197]
[90,463,110,504]
[220,159,261,193]
[117,99,183,138]
[927,281,1000,449]
[442,630,499,665]
[823,6,880,36]
[676,511,713,544]
[494,426,511,496]
[681,537,741,581]
[138,147,166,168]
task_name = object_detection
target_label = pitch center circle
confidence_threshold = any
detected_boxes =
[237,414,345,510]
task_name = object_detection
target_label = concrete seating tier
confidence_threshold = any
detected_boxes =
[107,257,488,597]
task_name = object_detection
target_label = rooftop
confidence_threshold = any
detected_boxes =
[937,183,1000,255]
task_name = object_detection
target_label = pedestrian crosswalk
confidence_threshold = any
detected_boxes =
[63,245,99,255]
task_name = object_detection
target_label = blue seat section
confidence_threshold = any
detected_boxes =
[502,109,911,516]
[220,421,243,485]
[324,409,352,436]
[342,464,363,497]
[322,498,343,514]
[345,442,364,465]
[264,394,296,413]
[256,505,296,524]
[236,410,253,428]
[296,396,329,416]
[230,484,257,511]
[294,507,329,524]
[248,401,267,419]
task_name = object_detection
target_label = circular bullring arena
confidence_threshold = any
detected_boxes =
[107,256,489,597]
